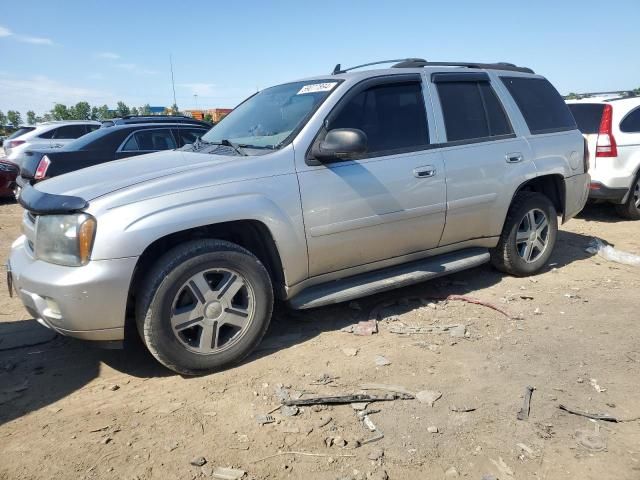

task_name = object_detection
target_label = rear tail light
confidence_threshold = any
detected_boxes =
[596,104,617,157]
[6,140,25,149]
[34,155,51,180]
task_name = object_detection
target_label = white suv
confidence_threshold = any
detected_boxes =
[2,121,101,166]
[567,95,640,219]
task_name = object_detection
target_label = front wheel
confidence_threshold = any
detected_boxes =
[136,239,274,375]
[490,192,558,276]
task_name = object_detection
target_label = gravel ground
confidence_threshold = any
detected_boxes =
[1,198,639,480]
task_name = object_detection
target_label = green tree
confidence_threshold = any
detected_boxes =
[7,110,22,127]
[565,92,579,100]
[97,104,111,120]
[634,87,640,96]
[140,104,152,115]
[90,106,100,121]
[26,111,37,125]
[42,113,53,122]
[170,103,180,115]
[71,101,91,120]
[116,101,130,117]
[0,110,7,126]
[130,106,139,116]
[203,113,213,124]
[51,103,72,120]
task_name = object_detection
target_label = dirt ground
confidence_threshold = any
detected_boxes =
[1,198,639,480]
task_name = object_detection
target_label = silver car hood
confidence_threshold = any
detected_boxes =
[35,150,235,201]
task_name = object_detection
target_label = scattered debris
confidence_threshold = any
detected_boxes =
[256,414,275,425]
[445,466,459,477]
[449,324,467,338]
[88,425,111,433]
[516,385,535,420]
[374,355,391,366]
[341,319,378,336]
[533,307,542,315]
[389,324,462,335]
[427,426,438,433]
[351,402,368,411]
[590,378,607,393]
[342,347,359,357]
[316,416,332,428]
[558,404,618,422]
[481,475,498,480]
[587,238,640,267]
[212,466,246,479]
[367,448,384,461]
[360,430,384,445]
[516,443,538,459]
[310,373,338,385]
[281,405,299,417]
[190,457,207,467]
[108,384,120,391]
[360,384,415,396]
[449,405,476,413]
[490,456,514,477]
[283,392,413,407]
[252,451,356,463]
[362,416,377,432]
[416,390,442,407]
[575,426,607,452]
[446,294,513,318]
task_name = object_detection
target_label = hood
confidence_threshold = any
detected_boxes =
[35,150,238,201]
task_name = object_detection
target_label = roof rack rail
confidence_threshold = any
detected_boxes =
[332,58,426,75]
[120,114,192,119]
[564,90,637,100]
[331,58,534,75]
[393,60,534,74]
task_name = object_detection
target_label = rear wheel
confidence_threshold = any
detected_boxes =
[614,174,640,220]
[136,239,273,375]
[490,192,558,276]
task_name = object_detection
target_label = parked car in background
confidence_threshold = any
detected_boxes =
[17,123,209,185]
[0,159,19,197]
[3,121,100,165]
[567,93,640,219]
[101,115,211,128]
[9,59,589,375]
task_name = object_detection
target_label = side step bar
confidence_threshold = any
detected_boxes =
[289,248,490,310]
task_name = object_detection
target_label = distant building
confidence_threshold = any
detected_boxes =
[183,108,233,123]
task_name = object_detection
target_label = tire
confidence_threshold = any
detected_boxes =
[136,239,273,375]
[614,174,640,220]
[490,191,558,276]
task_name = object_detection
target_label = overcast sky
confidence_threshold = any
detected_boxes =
[1,0,639,115]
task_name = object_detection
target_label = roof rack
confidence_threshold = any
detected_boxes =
[120,114,193,120]
[332,58,534,75]
[564,90,637,101]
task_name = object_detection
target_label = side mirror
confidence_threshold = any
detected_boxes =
[313,128,367,162]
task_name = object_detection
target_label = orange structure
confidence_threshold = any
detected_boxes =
[184,108,233,123]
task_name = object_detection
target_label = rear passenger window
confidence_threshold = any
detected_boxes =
[329,81,429,155]
[54,125,89,139]
[620,108,640,133]
[122,129,177,151]
[501,77,576,134]
[436,81,512,142]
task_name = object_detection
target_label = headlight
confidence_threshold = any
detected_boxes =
[35,214,97,266]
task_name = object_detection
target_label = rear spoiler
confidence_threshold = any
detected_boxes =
[16,176,88,215]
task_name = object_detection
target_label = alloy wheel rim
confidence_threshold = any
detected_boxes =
[634,179,640,208]
[170,268,255,354]
[516,208,549,263]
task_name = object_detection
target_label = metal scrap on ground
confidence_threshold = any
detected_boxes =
[516,385,535,420]
[283,392,414,406]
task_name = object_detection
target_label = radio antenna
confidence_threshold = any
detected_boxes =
[170,54,178,112]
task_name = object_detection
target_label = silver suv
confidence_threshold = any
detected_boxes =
[8,59,590,374]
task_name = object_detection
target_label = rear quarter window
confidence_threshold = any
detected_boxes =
[567,103,605,134]
[620,107,640,133]
[501,77,576,134]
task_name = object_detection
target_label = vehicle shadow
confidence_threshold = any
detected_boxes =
[577,201,629,224]
[0,230,595,426]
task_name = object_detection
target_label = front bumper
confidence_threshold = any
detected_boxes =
[8,236,138,341]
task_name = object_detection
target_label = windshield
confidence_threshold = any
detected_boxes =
[201,80,340,149]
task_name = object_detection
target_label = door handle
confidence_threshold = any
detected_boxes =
[506,153,524,163]
[413,166,436,178]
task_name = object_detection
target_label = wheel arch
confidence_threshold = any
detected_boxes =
[123,219,286,340]
[512,174,565,218]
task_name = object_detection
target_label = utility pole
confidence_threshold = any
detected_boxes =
[194,94,199,110]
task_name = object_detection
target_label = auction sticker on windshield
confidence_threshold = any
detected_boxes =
[297,82,338,95]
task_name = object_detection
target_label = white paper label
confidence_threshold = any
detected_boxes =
[297,82,338,95]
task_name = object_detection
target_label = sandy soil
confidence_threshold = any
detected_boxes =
[1,198,639,480]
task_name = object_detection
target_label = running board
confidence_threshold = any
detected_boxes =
[289,248,490,310]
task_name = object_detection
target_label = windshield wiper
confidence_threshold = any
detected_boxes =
[216,139,247,156]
